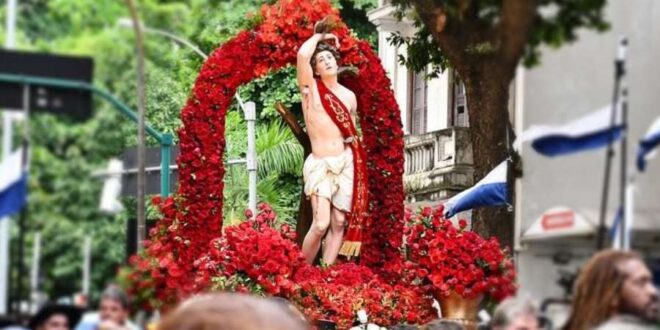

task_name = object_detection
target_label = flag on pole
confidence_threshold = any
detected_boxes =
[444,160,509,218]
[637,117,660,172]
[514,105,624,156]
[609,207,623,246]
[0,148,28,219]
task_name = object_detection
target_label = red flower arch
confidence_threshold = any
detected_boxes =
[133,0,408,305]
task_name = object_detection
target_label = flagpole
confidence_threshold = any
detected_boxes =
[596,37,627,250]
[14,83,30,313]
[0,0,18,315]
[624,175,634,251]
[618,87,628,250]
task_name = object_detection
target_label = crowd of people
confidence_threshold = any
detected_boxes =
[0,249,657,330]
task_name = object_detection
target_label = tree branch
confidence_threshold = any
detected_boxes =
[409,0,496,75]
[409,0,464,65]
[495,0,539,68]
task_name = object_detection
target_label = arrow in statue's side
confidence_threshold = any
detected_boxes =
[444,160,510,219]
[637,117,660,172]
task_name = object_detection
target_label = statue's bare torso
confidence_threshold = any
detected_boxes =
[302,81,355,157]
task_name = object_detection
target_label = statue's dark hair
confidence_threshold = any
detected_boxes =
[310,42,341,74]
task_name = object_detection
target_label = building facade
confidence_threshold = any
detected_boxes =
[514,0,660,320]
[368,0,475,208]
[369,0,660,324]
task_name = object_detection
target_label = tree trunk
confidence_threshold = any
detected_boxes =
[274,103,313,247]
[462,66,514,249]
[406,0,539,250]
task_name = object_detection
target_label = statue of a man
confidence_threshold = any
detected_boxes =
[296,25,368,265]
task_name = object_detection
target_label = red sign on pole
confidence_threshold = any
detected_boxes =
[541,210,575,230]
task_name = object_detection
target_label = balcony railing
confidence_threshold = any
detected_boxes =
[403,127,474,203]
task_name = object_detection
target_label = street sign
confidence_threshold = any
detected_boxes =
[121,145,179,197]
[522,207,596,241]
[541,210,575,230]
[0,50,93,120]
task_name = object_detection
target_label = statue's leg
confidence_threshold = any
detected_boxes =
[302,194,331,264]
[322,207,346,265]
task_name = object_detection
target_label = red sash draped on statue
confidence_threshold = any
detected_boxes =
[316,79,368,258]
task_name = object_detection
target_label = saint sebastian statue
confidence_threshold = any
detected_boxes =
[296,21,368,265]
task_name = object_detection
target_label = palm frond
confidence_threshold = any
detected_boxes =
[256,122,304,179]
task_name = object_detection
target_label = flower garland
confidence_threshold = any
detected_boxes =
[126,0,406,307]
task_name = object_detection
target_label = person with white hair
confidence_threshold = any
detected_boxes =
[491,297,540,330]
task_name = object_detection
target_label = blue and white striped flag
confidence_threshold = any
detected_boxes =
[444,160,509,219]
[609,207,623,240]
[515,105,624,157]
[0,148,28,219]
[637,117,660,172]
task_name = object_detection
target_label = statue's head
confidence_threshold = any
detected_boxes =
[310,43,340,79]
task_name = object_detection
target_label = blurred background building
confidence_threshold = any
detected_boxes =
[369,0,660,320]
[368,1,478,208]
[514,0,660,317]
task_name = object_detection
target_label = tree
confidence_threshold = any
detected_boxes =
[389,0,608,246]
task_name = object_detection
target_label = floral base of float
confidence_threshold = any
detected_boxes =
[124,203,515,328]
[120,0,516,328]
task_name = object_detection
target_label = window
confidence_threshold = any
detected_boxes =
[450,72,469,127]
[408,69,428,135]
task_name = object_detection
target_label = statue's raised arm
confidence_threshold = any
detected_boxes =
[296,32,339,92]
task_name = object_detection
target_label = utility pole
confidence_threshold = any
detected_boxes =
[124,0,148,249]
[618,87,629,250]
[244,102,257,215]
[597,37,627,250]
[82,236,91,298]
[30,232,40,313]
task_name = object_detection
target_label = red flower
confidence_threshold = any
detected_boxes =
[458,219,468,229]
[404,206,517,302]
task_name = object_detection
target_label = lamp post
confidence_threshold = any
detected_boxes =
[117,18,208,60]
[1,0,18,315]
[122,0,148,250]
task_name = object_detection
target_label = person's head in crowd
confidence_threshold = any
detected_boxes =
[157,293,309,330]
[1,315,21,328]
[421,319,464,330]
[99,285,131,327]
[491,297,539,330]
[28,305,82,330]
[389,325,419,330]
[270,297,309,325]
[564,249,659,330]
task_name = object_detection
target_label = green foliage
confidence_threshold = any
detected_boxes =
[239,66,302,120]
[256,121,304,179]
[388,25,449,78]
[223,114,302,225]
[388,0,609,73]
[25,112,126,300]
[335,0,378,45]
[523,0,609,66]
